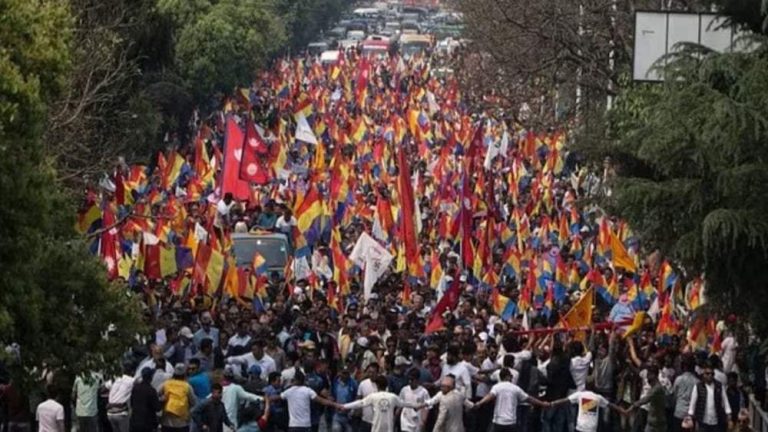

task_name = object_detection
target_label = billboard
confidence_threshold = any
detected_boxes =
[633,11,741,82]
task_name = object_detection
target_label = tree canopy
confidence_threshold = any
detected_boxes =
[592,39,768,331]
[0,0,144,384]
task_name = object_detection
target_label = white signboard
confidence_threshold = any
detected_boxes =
[633,12,742,82]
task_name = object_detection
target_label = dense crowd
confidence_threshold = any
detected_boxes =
[1,42,764,432]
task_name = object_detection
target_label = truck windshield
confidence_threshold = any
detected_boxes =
[232,237,288,268]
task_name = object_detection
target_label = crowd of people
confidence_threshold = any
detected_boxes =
[1,36,765,432]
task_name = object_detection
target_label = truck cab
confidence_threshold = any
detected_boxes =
[231,231,291,275]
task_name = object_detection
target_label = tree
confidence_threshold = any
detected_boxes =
[0,0,144,385]
[592,40,768,332]
[456,0,710,125]
[174,0,287,104]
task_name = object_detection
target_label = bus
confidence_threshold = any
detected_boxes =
[398,34,433,57]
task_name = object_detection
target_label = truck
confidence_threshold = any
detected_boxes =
[231,231,291,275]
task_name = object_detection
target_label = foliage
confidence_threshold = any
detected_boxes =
[0,0,145,386]
[593,43,768,332]
[174,0,287,103]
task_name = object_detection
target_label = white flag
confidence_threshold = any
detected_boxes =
[349,232,393,300]
[499,130,510,157]
[294,113,318,144]
[294,256,312,281]
[483,138,501,170]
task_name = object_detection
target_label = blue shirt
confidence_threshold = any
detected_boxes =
[332,377,358,418]
[194,327,220,349]
[609,301,634,323]
[255,213,277,230]
[188,372,212,400]
[263,384,285,414]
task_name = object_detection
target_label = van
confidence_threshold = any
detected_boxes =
[231,231,291,275]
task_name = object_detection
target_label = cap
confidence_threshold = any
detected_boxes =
[248,365,262,377]
[179,326,194,339]
[174,363,187,376]
[394,355,410,366]
[293,287,303,296]
[223,364,236,378]
[356,337,369,348]
[478,332,489,342]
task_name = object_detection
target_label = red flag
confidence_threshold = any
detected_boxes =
[100,206,119,280]
[221,117,250,200]
[425,276,461,334]
[239,118,270,185]
[192,242,212,287]
[144,244,162,280]
[397,144,423,277]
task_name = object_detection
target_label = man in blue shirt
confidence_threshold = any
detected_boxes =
[262,372,287,431]
[331,367,358,432]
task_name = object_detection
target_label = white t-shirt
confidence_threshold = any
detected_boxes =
[275,215,297,234]
[214,200,234,228]
[36,399,64,432]
[399,386,429,432]
[568,391,609,432]
[357,378,377,423]
[570,352,593,391]
[490,367,519,385]
[344,392,416,432]
[489,382,529,425]
[721,336,738,373]
[439,362,473,398]
[280,385,317,428]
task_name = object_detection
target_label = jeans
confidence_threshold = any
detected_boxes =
[78,416,101,432]
[108,414,130,432]
[7,422,31,432]
[330,414,353,432]
[541,403,568,432]
[517,405,530,432]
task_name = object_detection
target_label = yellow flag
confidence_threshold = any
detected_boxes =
[206,249,225,294]
[610,232,637,272]
[623,311,647,339]
[560,287,594,341]
[223,258,239,298]
[160,246,177,277]
[118,255,133,279]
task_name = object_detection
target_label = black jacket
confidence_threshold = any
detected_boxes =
[129,381,161,432]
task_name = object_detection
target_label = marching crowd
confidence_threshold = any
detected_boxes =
[1,37,765,432]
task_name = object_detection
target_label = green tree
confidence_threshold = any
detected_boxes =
[593,40,768,331]
[0,0,144,384]
[174,0,287,104]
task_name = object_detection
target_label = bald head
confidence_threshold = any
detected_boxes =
[440,375,456,394]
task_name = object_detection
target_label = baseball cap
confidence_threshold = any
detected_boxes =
[173,363,187,376]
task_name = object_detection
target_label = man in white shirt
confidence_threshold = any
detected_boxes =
[398,370,430,432]
[105,365,135,432]
[279,371,339,431]
[36,386,65,432]
[550,388,626,432]
[472,368,549,431]
[438,347,473,399]
[569,341,593,391]
[227,320,252,355]
[213,193,235,230]
[357,364,379,431]
[227,340,276,380]
[342,375,421,432]
[274,207,297,236]
[686,365,732,432]
[720,332,738,373]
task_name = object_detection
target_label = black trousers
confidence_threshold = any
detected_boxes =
[492,424,519,432]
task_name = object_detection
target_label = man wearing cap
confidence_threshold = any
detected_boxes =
[221,365,264,429]
[194,312,220,350]
[227,340,276,381]
[159,364,196,432]
[166,327,196,366]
